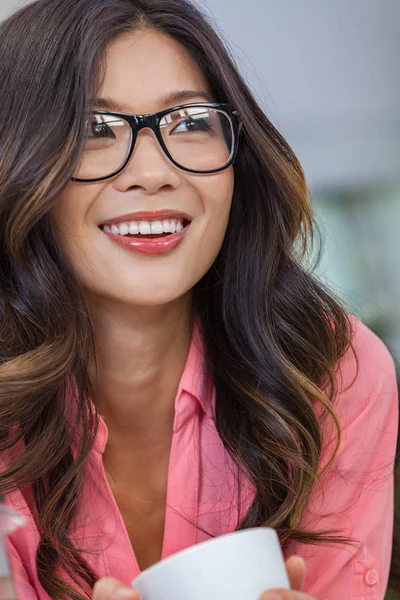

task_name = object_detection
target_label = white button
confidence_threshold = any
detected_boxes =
[364,569,379,586]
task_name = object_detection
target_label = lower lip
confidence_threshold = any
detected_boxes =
[101,224,190,255]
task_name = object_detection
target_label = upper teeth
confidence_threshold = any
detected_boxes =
[102,218,185,235]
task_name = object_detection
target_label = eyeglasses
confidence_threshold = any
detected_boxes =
[71,103,242,183]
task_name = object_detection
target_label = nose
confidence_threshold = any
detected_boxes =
[112,128,181,195]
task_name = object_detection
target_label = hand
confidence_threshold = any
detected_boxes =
[261,555,316,600]
[92,555,316,600]
[93,577,139,600]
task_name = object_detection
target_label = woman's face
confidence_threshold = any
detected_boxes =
[51,29,234,307]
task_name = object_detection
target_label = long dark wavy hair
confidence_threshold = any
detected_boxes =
[0,0,355,599]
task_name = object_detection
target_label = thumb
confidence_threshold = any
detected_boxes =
[285,555,306,591]
[93,577,140,600]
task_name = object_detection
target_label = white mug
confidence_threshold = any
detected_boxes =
[132,527,290,600]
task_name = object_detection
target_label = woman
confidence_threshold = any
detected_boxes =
[0,1,397,599]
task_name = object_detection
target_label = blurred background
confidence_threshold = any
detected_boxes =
[0,0,399,596]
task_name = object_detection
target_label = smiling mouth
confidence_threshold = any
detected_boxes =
[99,218,191,239]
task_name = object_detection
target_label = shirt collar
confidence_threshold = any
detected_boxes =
[177,316,214,419]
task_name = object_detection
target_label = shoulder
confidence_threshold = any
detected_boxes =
[338,315,396,394]
[323,315,398,447]
[337,315,397,402]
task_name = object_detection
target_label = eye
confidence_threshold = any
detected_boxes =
[172,116,213,134]
[86,119,116,140]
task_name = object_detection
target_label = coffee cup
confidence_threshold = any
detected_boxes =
[132,527,290,600]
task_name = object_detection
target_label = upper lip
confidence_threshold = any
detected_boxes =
[100,210,192,226]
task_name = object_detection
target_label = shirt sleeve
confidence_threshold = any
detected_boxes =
[285,318,399,600]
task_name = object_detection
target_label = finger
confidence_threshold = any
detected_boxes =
[261,589,313,600]
[285,555,306,591]
[93,577,140,600]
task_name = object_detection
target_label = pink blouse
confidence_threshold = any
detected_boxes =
[4,316,398,600]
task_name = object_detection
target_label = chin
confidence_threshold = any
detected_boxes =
[92,284,192,308]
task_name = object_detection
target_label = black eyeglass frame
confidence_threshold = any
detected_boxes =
[71,102,243,183]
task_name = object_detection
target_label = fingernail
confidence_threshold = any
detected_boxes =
[114,587,135,598]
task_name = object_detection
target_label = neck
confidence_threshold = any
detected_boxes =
[87,292,194,447]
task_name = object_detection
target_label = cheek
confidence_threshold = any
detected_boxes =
[51,178,107,219]
[50,183,101,268]
[187,169,234,273]
[197,167,234,234]
[193,166,234,211]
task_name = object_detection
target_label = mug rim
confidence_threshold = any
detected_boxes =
[132,527,279,585]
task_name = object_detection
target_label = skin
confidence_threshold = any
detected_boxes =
[51,28,316,600]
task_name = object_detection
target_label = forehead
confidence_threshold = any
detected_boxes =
[99,29,212,114]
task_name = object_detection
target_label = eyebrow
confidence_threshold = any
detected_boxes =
[93,89,215,112]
